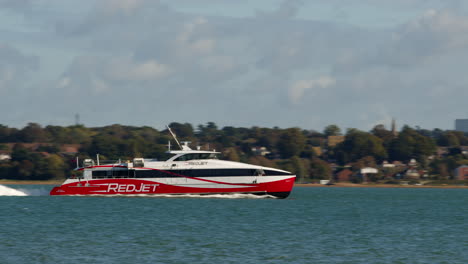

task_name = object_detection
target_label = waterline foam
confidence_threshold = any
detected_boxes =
[0,185,28,196]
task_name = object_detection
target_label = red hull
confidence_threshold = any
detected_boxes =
[50,178,295,198]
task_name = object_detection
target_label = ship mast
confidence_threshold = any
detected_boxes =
[166,125,183,150]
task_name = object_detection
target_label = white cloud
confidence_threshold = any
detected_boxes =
[56,77,70,89]
[200,56,236,73]
[103,0,145,15]
[288,76,336,104]
[58,55,172,97]
[91,78,110,94]
[129,60,171,80]
[403,9,468,49]
[255,0,303,20]
[191,38,215,54]
[175,17,216,55]
[3,1,468,130]
[0,44,38,93]
[105,57,171,81]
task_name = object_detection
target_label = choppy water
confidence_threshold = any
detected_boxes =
[0,185,466,264]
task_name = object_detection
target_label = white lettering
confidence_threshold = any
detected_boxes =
[126,184,136,192]
[188,161,208,166]
[108,183,119,192]
[107,183,159,193]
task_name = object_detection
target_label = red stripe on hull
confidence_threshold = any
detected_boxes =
[49,178,295,198]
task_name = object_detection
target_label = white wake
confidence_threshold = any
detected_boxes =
[87,193,277,199]
[0,185,28,196]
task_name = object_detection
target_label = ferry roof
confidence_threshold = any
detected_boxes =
[167,150,220,154]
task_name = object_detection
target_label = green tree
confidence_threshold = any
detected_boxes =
[300,145,318,159]
[67,125,94,144]
[197,122,219,143]
[168,122,194,139]
[290,156,307,182]
[257,128,280,149]
[45,154,67,179]
[11,144,31,161]
[371,124,395,148]
[323,124,342,136]
[389,126,436,163]
[15,160,34,180]
[0,124,18,142]
[309,157,332,180]
[437,131,461,147]
[335,130,387,164]
[85,134,124,159]
[277,128,306,158]
[17,123,50,142]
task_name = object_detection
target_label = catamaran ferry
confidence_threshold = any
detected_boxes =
[50,128,295,198]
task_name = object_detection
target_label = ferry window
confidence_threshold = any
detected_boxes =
[255,169,265,176]
[175,154,196,161]
[197,153,217,159]
[113,170,129,177]
[263,170,292,176]
[175,155,187,161]
[199,154,210,159]
[92,171,106,177]
[133,159,144,168]
[72,171,84,179]
[174,153,217,161]
[136,170,154,178]
[92,170,109,179]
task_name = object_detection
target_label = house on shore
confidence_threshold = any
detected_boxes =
[335,169,353,182]
[0,151,11,161]
[454,165,468,180]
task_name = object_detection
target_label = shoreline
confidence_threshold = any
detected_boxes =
[1,180,466,189]
[295,183,468,189]
[0,180,63,185]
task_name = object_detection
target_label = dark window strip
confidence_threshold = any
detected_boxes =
[92,169,292,179]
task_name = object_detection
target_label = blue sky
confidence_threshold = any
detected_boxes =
[2,0,468,131]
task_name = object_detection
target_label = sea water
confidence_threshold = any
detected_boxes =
[0,185,466,264]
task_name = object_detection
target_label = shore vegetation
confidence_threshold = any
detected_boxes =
[1,122,467,186]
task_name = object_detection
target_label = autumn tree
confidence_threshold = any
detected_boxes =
[247,156,277,168]
[225,147,241,162]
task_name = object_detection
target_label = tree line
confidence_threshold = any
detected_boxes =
[0,122,467,182]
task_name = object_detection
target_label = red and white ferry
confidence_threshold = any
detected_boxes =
[50,129,295,198]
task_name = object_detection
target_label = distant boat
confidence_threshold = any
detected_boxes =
[50,127,295,198]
